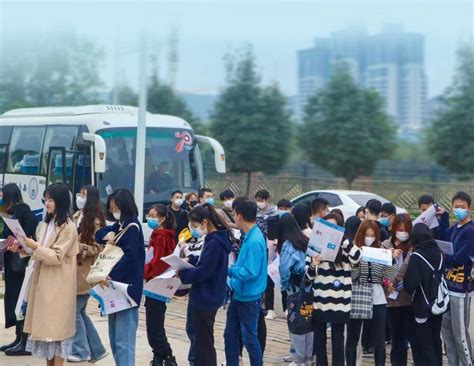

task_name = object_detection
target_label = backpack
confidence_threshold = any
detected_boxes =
[411,251,450,316]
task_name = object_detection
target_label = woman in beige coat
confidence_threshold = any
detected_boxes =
[23,183,79,366]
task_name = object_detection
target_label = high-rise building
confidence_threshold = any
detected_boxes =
[298,25,427,132]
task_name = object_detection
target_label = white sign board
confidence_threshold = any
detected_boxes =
[361,247,393,266]
[267,256,281,289]
[413,205,439,229]
[308,217,345,262]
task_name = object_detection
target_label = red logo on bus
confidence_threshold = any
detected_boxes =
[175,131,193,153]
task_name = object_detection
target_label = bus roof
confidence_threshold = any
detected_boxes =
[0,105,192,132]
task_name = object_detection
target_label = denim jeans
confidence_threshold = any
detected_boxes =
[108,307,139,366]
[224,298,263,366]
[186,302,196,365]
[71,294,106,361]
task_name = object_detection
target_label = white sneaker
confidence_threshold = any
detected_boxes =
[283,354,293,362]
[265,310,277,320]
[67,355,91,363]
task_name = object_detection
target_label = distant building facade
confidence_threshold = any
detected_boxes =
[298,25,427,132]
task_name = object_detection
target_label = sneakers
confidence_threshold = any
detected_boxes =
[67,355,91,363]
[363,347,374,357]
[283,354,293,362]
[90,351,109,363]
[265,310,277,320]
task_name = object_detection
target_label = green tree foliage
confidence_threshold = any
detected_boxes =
[301,63,396,187]
[426,43,474,174]
[0,32,104,113]
[211,47,292,196]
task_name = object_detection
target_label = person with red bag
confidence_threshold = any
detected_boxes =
[144,204,178,366]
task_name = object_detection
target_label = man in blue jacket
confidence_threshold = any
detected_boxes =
[225,199,267,366]
[440,191,474,366]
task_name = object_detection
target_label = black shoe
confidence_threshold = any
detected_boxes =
[4,341,31,356]
[363,347,374,356]
[164,356,178,366]
[0,338,20,353]
[150,358,163,366]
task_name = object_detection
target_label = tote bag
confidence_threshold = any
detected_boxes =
[350,281,373,319]
[287,276,314,335]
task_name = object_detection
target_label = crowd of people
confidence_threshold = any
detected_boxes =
[0,183,473,366]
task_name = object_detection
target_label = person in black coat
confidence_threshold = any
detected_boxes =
[404,223,444,366]
[1,183,39,356]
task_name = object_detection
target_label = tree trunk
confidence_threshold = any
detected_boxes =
[245,171,252,198]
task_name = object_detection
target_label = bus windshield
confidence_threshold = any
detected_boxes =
[97,127,203,206]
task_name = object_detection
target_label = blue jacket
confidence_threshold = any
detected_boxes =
[442,221,474,295]
[96,218,145,305]
[228,224,267,302]
[279,240,306,293]
[179,230,233,310]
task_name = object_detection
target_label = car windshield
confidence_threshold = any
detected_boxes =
[97,127,203,207]
[348,193,389,206]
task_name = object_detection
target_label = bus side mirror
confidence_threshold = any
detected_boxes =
[195,135,226,173]
[82,133,106,173]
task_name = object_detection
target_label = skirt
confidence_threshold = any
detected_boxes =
[26,337,73,360]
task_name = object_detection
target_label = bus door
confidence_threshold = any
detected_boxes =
[0,126,12,188]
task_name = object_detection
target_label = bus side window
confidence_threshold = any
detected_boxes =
[0,126,12,175]
[7,127,45,175]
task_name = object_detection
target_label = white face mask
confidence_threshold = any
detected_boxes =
[174,198,184,207]
[395,231,409,242]
[257,201,267,210]
[365,236,376,246]
[113,211,121,221]
[223,200,234,209]
[76,196,87,210]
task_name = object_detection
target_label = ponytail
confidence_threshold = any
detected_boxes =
[151,204,176,230]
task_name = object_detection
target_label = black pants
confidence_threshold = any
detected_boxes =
[145,297,173,361]
[281,290,288,312]
[194,309,218,366]
[388,306,416,366]
[411,315,443,366]
[314,322,345,366]
[346,304,386,366]
[362,319,373,349]
[239,310,267,356]
[264,275,274,310]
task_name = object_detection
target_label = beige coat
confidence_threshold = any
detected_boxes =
[72,211,103,295]
[24,219,79,342]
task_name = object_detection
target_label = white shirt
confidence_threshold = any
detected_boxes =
[372,283,387,305]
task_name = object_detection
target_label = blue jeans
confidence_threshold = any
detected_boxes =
[71,294,107,361]
[224,298,263,366]
[108,307,139,366]
[186,302,196,365]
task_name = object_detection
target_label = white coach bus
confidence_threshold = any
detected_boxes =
[0,105,225,221]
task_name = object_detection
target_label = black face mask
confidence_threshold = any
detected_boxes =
[190,200,198,208]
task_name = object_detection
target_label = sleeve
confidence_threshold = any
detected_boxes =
[32,224,77,265]
[147,236,172,276]
[305,255,316,281]
[437,212,450,236]
[438,223,455,242]
[444,229,474,266]
[279,244,295,291]
[187,255,199,266]
[109,226,142,282]
[95,223,120,244]
[392,254,409,287]
[228,241,261,282]
[383,258,399,281]
[403,255,421,294]
[342,239,362,266]
[179,241,221,284]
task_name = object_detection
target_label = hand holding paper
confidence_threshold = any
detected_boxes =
[162,254,195,270]
[413,205,439,229]
[2,217,33,254]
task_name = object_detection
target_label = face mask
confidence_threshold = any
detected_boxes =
[76,196,87,210]
[0,197,3,210]
[190,200,198,208]
[365,236,376,246]
[453,208,469,222]
[257,201,267,210]
[223,200,234,209]
[278,210,289,217]
[147,217,159,230]
[174,198,184,207]
[206,197,215,206]
[379,217,390,227]
[395,231,409,242]
[190,225,206,239]
[113,211,121,221]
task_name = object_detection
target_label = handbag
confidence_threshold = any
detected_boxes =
[287,274,314,335]
[350,281,373,319]
[86,223,139,284]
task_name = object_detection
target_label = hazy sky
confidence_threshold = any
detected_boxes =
[1,0,473,98]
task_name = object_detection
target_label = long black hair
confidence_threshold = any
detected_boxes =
[44,182,71,226]
[277,213,309,254]
[188,203,229,231]
[108,189,139,222]
[79,185,105,244]
[150,204,176,230]
[292,203,312,231]
[1,183,23,214]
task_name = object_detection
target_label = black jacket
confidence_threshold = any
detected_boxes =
[404,239,444,319]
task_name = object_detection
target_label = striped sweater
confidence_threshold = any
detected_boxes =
[305,240,362,324]
[351,249,399,285]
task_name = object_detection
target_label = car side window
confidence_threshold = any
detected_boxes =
[318,192,343,207]
[294,193,319,207]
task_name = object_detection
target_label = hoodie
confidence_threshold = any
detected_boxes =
[256,204,278,237]
[179,230,233,310]
[144,228,176,281]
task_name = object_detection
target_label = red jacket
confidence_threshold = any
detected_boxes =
[144,228,177,281]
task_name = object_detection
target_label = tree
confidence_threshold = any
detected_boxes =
[211,47,292,196]
[426,43,474,174]
[301,63,396,187]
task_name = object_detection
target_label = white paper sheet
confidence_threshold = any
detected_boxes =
[144,271,182,302]
[267,256,281,289]
[361,247,393,266]
[2,217,33,254]
[435,240,454,256]
[145,247,154,265]
[89,281,137,316]
[413,205,439,229]
[388,291,399,300]
[307,217,345,262]
[162,254,195,270]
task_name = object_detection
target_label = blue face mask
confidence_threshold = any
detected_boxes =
[453,208,469,222]
[190,226,206,239]
[278,210,289,217]
[147,217,160,230]
[206,198,215,206]
[379,217,390,227]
